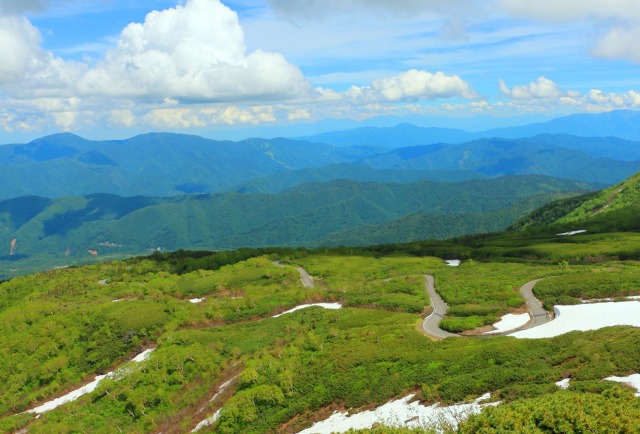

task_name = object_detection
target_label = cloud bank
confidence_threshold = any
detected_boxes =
[499,76,640,113]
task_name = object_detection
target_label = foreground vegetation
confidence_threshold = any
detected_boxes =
[0,229,638,433]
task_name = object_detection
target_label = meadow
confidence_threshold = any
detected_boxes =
[1,241,639,433]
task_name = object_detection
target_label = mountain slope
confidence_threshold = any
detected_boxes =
[1,128,639,201]
[233,164,485,194]
[510,171,640,232]
[0,176,595,277]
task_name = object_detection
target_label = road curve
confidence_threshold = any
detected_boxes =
[296,267,315,288]
[422,275,459,339]
[422,275,551,339]
[273,261,314,288]
[512,278,551,332]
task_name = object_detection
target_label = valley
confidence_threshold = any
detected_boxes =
[3,0,640,431]
[1,114,639,433]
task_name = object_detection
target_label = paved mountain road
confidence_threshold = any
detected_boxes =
[273,261,314,288]
[422,275,459,339]
[516,278,551,330]
[422,275,550,339]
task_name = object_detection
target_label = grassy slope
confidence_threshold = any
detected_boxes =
[1,223,639,433]
[511,171,640,231]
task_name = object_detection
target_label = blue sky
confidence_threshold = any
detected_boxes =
[1,0,639,142]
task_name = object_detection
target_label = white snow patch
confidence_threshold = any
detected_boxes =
[555,378,571,390]
[445,260,461,267]
[192,374,239,432]
[484,313,530,335]
[272,303,342,318]
[192,409,222,432]
[556,230,586,236]
[131,348,155,363]
[605,374,640,397]
[189,298,205,304]
[580,297,613,304]
[26,348,155,414]
[298,393,496,434]
[511,301,640,339]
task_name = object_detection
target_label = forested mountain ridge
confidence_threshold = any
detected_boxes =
[510,171,640,232]
[0,175,595,279]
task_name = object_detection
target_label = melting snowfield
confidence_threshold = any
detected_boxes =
[272,303,342,318]
[483,313,530,335]
[605,374,640,397]
[26,348,155,414]
[298,393,496,434]
[511,300,640,339]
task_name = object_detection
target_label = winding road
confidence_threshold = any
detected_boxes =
[273,261,314,288]
[422,275,459,339]
[277,260,550,339]
[296,267,315,288]
[516,278,551,330]
[422,275,551,339]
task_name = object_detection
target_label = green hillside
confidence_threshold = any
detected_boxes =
[510,171,640,232]
[1,209,639,432]
[0,176,595,279]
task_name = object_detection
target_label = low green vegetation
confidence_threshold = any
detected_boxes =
[1,191,640,433]
[460,387,640,433]
[435,262,552,332]
[289,254,440,313]
[533,263,640,308]
[0,254,322,415]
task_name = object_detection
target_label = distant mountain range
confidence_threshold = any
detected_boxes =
[2,109,640,277]
[2,110,640,200]
[301,109,640,145]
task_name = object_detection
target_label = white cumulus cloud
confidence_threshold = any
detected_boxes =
[499,76,640,113]
[0,0,310,103]
[346,69,478,104]
[77,0,310,102]
[499,76,564,100]
[0,16,47,84]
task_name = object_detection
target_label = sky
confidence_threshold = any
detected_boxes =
[1,0,640,143]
